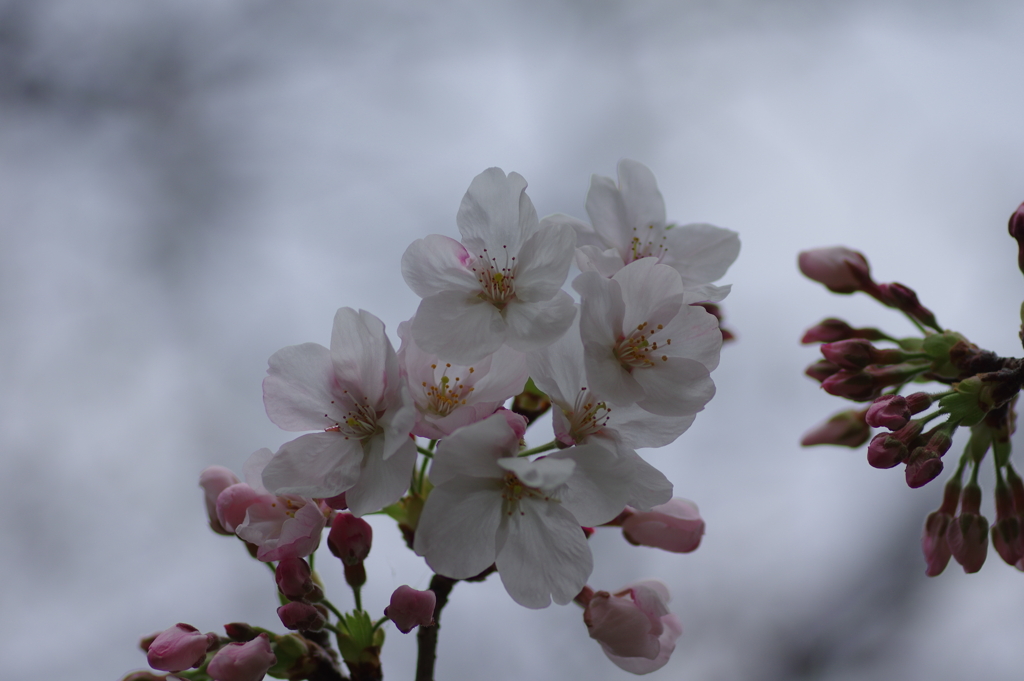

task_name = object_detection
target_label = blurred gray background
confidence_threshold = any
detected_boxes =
[2,0,1023,679]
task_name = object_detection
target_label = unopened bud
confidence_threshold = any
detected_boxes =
[876,282,940,330]
[384,585,437,634]
[865,395,910,430]
[275,557,314,602]
[145,623,216,673]
[206,634,276,681]
[223,623,258,642]
[905,447,943,488]
[199,466,240,535]
[328,513,373,566]
[323,492,348,510]
[866,420,923,469]
[1008,201,1024,276]
[922,510,953,576]
[805,359,842,383]
[277,602,327,632]
[947,481,989,573]
[820,339,905,370]
[621,498,705,553]
[992,475,1022,565]
[344,561,366,588]
[801,318,888,344]
[801,409,870,447]
[797,247,875,294]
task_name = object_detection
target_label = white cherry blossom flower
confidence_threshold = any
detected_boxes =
[527,314,690,510]
[413,411,632,609]
[401,168,577,364]
[544,159,739,303]
[397,319,529,440]
[260,308,417,517]
[574,258,720,417]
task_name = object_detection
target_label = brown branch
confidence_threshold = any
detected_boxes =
[415,575,457,681]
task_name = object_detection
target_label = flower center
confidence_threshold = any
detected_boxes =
[626,224,669,263]
[324,393,382,440]
[567,387,612,441]
[613,321,671,371]
[471,246,517,309]
[500,471,551,516]
[421,363,475,416]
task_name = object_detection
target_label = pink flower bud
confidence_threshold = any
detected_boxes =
[865,395,910,430]
[904,447,943,488]
[216,483,264,534]
[583,581,683,675]
[621,499,705,553]
[876,282,940,330]
[323,492,348,510]
[206,633,276,681]
[1008,201,1024,276]
[821,370,879,401]
[275,557,314,601]
[200,466,241,535]
[277,601,327,632]
[328,513,373,565]
[992,476,1022,566]
[801,409,871,447]
[820,339,879,370]
[922,510,952,576]
[146,623,215,672]
[384,585,437,634]
[797,247,874,294]
[805,359,841,383]
[866,420,922,469]
[947,482,989,573]
[801,318,887,344]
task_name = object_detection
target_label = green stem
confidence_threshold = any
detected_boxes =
[322,598,345,621]
[353,585,363,613]
[517,440,559,457]
[417,445,435,458]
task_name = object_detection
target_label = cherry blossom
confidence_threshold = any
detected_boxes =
[413,411,632,608]
[384,585,437,633]
[544,159,738,303]
[206,634,276,681]
[574,258,720,417]
[401,168,577,364]
[397,319,528,439]
[146,623,215,673]
[260,307,417,516]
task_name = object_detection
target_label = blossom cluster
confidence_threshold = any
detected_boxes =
[130,160,738,680]
[799,204,1024,577]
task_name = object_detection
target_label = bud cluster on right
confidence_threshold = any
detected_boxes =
[798,202,1024,576]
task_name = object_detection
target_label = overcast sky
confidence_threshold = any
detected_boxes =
[3,1,1024,679]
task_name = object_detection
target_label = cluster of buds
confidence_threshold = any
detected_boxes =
[799,203,1024,576]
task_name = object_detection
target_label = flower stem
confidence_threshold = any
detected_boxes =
[415,575,458,681]
[517,440,559,457]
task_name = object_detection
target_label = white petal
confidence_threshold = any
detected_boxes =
[495,498,593,608]
[429,412,518,487]
[513,224,575,302]
[411,291,506,364]
[584,173,632,254]
[541,212,603,248]
[242,447,275,494]
[621,450,673,511]
[662,223,740,286]
[634,357,716,417]
[549,444,632,526]
[613,259,684,333]
[682,282,732,305]
[401,234,480,298]
[329,308,394,406]
[498,456,576,491]
[526,313,585,408]
[345,435,417,516]
[574,271,625,349]
[583,339,645,406]
[414,477,503,579]
[263,342,338,432]
[378,382,417,460]
[609,403,696,450]
[456,168,536,254]
[575,244,627,277]
[660,303,723,371]
[261,432,363,498]
[502,291,576,352]
[617,159,667,237]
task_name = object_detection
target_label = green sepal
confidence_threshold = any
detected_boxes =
[897,337,925,352]
[267,634,310,679]
[966,424,993,464]
[922,331,967,379]
[938,377,988,427]
[336,610,382,666]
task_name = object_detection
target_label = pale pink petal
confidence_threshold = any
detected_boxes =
[602,613,682,674]
[330,308,392,406]
[575,244,627,277]
[263,342,338,432]
[206,634,276,681]
[502,291,576,352]
[344,435,417,516]
[495,497,593,608]
[623,499,705,553]
[412,290,506,363]
[400,234,479,298]
[456,168,535,254]
[414,476,503,579]
[215,483,266,534]
[634,357,715,417]
[586,593,661,660]
[549,444,632,527]
[616,159,667,239]
[574,271,625,349]
[512,224,575,302]
[498,456,576,491]
[261,432,363,499]
[662,223,740,287]
[585,173,634,254]
[608,404,696,450]
[429,412,519,486]
[583,339,646,406]
[621,451,674,512]
[682,282,732,304]
[244,500,326,561]
[378,382,417,460]
[657,303,723,371]
[614,259,685,332]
